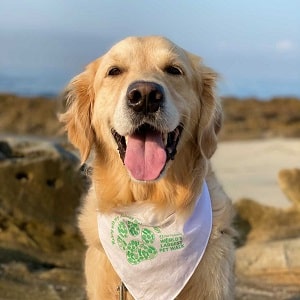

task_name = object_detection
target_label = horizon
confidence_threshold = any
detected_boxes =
[1,0,300,99]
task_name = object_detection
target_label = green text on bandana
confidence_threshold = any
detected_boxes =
[111,216,185,265]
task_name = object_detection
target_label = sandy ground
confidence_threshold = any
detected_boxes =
[212,138,300,208]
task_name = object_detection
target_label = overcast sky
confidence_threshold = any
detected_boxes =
[0,0,299,98]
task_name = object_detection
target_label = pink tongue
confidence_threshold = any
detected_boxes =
[124,130,167,181]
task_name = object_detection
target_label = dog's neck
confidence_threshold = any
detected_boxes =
[92,144,208,214]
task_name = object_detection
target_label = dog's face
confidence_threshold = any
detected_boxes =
[61,36,221,182]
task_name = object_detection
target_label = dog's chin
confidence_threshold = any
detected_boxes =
[111,123,183,182]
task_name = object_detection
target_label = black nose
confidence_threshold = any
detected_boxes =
[127,81,164,114]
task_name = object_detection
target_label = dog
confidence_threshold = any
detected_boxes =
[60,36,235,300]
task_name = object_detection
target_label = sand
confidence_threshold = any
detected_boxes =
[212,138,300,208]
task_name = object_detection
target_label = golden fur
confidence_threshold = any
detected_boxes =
[60,36,235,299]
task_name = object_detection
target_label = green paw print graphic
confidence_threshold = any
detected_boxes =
[116,219,158,265]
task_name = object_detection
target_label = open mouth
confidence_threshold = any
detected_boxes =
[111,123,183,181]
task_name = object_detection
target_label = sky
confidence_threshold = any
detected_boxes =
[0,0,300,98]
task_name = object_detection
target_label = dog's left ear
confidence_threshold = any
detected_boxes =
[199,66,222,159]
[59,60,100,163]
[189,54,222,159]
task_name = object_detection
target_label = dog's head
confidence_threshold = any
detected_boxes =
[60,36,221,182]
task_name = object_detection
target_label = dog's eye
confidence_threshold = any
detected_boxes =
[164,65,183,76]
[108,67,122,76]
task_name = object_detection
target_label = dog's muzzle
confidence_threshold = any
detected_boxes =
[111,123,183,181]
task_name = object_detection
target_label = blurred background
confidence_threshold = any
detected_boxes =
[1,1,300,299]
[1,0,300,98]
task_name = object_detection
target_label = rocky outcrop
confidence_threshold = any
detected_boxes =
[278,168,300,208]
[1,94,300,140]
[234,198,300,245]
[0,137,87,299]
[0,94,61,136]
[234,168,300,299]
[236,238,300,286]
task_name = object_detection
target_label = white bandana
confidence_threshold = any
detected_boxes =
[97,181,212,300]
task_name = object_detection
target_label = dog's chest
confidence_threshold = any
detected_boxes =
[97,182,212,300]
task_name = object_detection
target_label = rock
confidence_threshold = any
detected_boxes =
[0,137,86,247]
[278,168,300,208]
[236,277,300,300]
[234,198,300,245]
[0,141,13,159]
[0,94,61,136]
[220,97,300,141]
[0,260,86,300]
[0,136,88,299]
[236,238,300,284]
[235,238,300,298]
[234,185,300,299]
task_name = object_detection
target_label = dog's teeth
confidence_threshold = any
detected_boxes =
[174,129,179,140]
[163,133,168,145]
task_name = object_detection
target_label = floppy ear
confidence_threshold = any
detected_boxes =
[59,61,99,163]
[197,65,222,159]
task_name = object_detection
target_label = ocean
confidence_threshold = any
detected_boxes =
[1,32,300,100]
[0,71,69,98]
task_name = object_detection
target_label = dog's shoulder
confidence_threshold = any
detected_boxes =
[78,187,102,249]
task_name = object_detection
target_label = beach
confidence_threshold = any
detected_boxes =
[212,138,300,208]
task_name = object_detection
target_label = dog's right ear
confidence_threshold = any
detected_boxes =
[59,60,100,163]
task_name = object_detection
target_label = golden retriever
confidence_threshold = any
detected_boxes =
[60,36,235,300]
